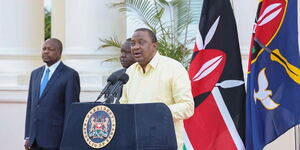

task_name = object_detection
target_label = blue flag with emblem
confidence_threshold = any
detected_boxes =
[246,0,300,149]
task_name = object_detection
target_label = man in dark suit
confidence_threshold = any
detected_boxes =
[24,38,80,150]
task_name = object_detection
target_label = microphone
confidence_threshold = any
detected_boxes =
[106,73,129,103]
[95,73,118,102]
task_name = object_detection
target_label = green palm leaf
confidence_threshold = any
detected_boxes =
[99,37,122,49]
[111,0,159,30]
[101,0,195,68]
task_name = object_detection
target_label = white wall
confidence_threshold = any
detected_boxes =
[0,103,27,150]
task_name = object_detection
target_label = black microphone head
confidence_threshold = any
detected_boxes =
[107,73,118,84]
[119,73,129,84]
[108,68,126,83]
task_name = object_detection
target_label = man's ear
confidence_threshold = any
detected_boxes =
[153,42,157,49]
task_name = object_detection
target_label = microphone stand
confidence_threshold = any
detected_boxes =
[113,86,123,104]
[94,96,106,103]
[104,94,115,104]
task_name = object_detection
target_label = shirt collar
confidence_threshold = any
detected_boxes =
[135,52,160,74]
[45,60,61,73]
[148,51,160,69]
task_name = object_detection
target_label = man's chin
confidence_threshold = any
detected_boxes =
[42,60,53,66]
[134,58,143,62]
[42,59,50,63]
[121,63,128,68]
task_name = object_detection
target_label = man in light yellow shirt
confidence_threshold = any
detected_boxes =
[120,28,194,149]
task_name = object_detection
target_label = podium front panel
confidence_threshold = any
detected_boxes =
[61,103,136,150]
[61,102,177,150]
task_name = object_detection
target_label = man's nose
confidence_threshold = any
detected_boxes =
[121,53,126,58]
[132,44,140,50]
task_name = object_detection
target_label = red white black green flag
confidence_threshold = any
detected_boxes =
[183,0,246,149]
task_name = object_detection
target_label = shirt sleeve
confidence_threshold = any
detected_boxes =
[63,71,80,130]
[168,64,194,121]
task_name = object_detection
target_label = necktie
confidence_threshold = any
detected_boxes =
[40,69,50,97]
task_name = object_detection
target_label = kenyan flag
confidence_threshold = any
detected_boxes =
[183,0,246,149]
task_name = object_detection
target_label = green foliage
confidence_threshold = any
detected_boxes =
[44,8,51,40]
[99,36,122,49]
[157,38,191,67]
[100,0,194,68]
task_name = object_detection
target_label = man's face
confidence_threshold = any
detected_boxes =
[120,41,135,68]
[131,31,157,68]
[42,40,61,66]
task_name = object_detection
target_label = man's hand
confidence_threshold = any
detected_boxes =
[24,139,30,150]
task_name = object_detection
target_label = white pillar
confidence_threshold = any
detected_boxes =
[63,0,126,91]
[51,0,65,44]
[0,1,43,149]
[0,0,44,88]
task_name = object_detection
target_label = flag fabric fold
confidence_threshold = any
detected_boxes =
[246,0,300,149]
[184,0,246,149]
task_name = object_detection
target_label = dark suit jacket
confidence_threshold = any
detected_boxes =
[24,62,80,148]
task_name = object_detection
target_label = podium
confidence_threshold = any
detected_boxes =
[60,102,177,150]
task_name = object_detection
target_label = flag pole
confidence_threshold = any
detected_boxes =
[297,0,300,149]
[295,125,300,150]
